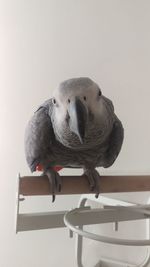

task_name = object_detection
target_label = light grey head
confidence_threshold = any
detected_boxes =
[51,77,111,149]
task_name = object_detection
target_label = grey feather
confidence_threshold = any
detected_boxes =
[24,99,54,172]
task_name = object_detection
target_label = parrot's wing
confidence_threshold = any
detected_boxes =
[102,96,124,168]
[25,99,55,172]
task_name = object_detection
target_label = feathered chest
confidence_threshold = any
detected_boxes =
[48,132,110,168]
[52,118,113,150]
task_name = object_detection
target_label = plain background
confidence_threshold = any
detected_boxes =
[0,0,150,266]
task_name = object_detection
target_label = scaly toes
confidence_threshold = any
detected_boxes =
[83,169,100,198]
[55,172,62,192]
[45,169,62,202]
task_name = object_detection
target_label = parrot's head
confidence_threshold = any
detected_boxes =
[51,77,111,149]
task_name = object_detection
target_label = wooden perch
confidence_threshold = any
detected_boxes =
[19,175,150,196]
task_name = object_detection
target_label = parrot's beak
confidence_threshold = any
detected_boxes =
[68,98,88,144]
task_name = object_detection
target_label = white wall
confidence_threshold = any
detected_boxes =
[0,1,150,266]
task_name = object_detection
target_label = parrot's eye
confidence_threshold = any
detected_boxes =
[83,96,86,101]
[98,90,102,97]
[68,99,70,103]
[52,98,56,105]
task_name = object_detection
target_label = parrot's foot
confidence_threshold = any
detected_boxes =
[44,168,62,202]
[83,168,100,198]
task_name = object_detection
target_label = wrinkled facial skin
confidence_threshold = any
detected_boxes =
[53,78,103,119]
[51,78,111,149]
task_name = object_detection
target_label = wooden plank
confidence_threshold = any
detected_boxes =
[19,175,150,196]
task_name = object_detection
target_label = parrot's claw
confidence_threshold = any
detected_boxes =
[83,168,100,198]
[44,169,62,202]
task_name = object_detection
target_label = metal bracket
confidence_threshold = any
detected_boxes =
[74,195,150,267]
[16,174,150,267]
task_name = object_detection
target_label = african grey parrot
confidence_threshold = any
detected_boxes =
[25,77,124,201]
